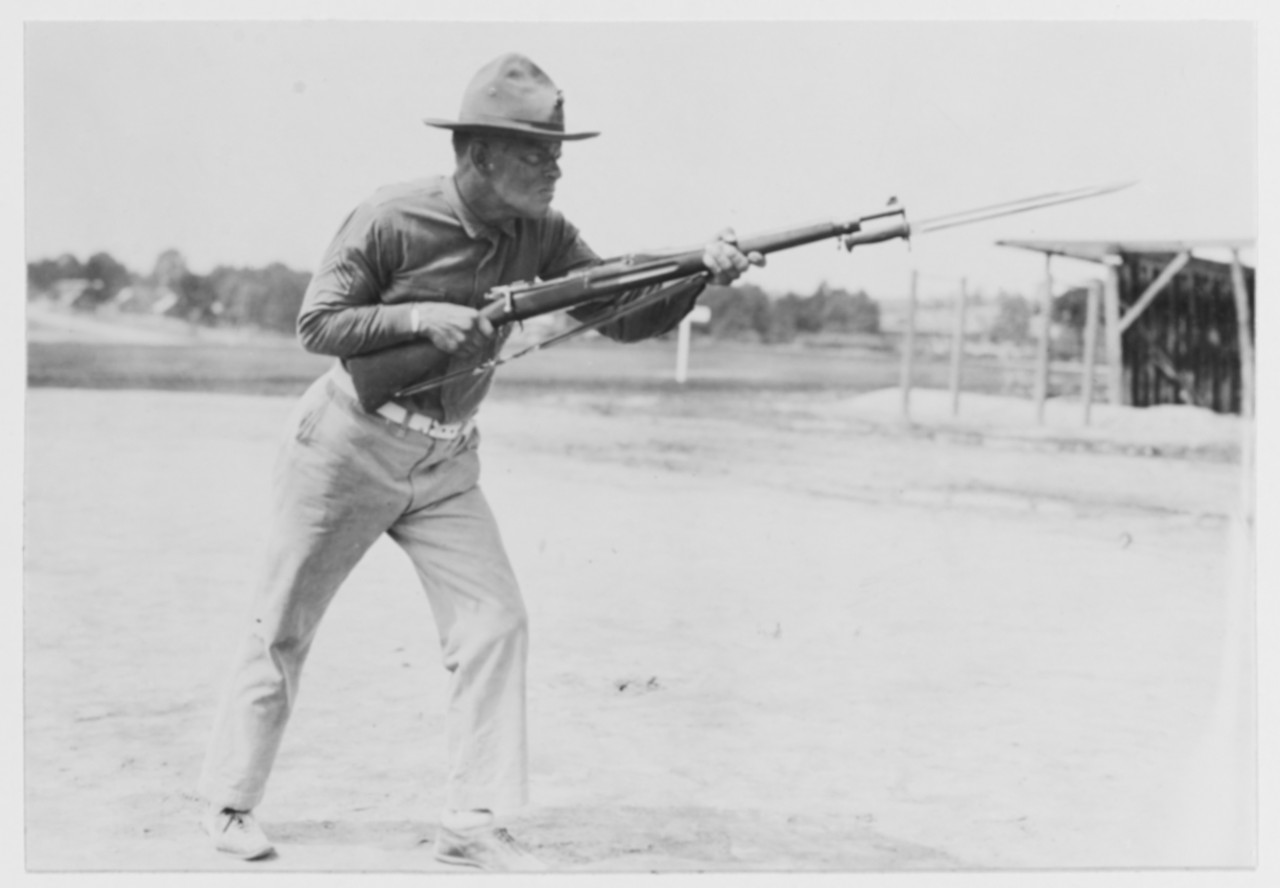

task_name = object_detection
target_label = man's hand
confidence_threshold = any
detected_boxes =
[702,229,766,286]
[415,302,495,359]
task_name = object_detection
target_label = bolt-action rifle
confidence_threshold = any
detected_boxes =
[345,182,1130,412]
[346,205,908,411]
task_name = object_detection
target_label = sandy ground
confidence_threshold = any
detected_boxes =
[22,378,1255,876]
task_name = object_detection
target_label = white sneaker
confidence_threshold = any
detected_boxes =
[202,806,275,860]
[434,825,549,872]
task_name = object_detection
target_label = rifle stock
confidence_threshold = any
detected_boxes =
[344,342,450,412]
[345,298,510,413]
[345,204,910,412]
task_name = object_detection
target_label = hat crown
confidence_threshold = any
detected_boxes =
[461,53,565,132]
[425,53,598,141]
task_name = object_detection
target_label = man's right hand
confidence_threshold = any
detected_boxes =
[415,302,496,359]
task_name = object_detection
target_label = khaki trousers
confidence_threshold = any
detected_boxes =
[198,370,528,814]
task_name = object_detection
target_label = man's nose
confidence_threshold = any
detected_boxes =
[545,159,562,180]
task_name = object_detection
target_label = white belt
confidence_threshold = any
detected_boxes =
[375,401,472,440]
[330,365,472,440]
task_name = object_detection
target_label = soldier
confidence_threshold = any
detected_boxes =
[196,53,760,872]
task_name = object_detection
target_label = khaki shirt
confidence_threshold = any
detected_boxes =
[298,175,705,422]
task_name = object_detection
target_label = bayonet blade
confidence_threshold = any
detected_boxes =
[912,181,1136,235]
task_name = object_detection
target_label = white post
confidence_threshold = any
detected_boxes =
[900,269,919,419]
[1229,250,1254,524]
[1081,280,1101,426]
[675,315,692,384]
[1103,256,1126,406]
[1229,250,1254,420]
[674,304,711,384]
[948,277,968,416]
[1033,254,1053,424]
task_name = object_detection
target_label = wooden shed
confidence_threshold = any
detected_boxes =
[997,239,1255,416]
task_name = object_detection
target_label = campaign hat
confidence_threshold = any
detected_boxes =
[424,53,599,141]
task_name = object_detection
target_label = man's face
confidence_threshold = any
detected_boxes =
[486,138,563,219]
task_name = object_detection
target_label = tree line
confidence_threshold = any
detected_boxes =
[28,250,310,335]
[28,250,892,342]
[697,281,882,342]
[29,249,1076,347]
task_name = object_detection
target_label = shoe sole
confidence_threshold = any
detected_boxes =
[211,841,275,861]
[435,851,483,869]
[202,822,275,861]
[236,849,273,861]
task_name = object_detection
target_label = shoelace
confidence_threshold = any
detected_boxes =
[219,810,250,834]
[492,827,537,857]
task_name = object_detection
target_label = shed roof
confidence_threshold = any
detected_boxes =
[996,238,1255,266]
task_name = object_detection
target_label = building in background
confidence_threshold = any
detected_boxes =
[999,240,1255,415]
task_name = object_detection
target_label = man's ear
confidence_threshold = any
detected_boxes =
[470,140,494,174]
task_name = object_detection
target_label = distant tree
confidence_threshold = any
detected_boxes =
[83,251,133,304]
[27,253,86,293]
[173,270,219,323]
[817,284,880,334]
[990,291,1033,344]
[205,266,249,323]
[150,249,190,290]
[205,263,311,333]
[700,283,773,341]
[784,282,880,335]
[767,294,800,343]
[1048,286,1092,360]
[27,258,66,293]
[1052,286,1089,333]
[694,280,881,343]
[255,263,311,332]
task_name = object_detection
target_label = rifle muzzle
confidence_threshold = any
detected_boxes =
[840,211,910,250]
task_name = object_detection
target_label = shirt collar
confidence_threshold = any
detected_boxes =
[443,174,516,242]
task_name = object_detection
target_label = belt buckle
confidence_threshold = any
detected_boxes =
[425,421,461,440]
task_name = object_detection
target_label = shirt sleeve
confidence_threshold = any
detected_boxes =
[543,216,708,344]
[295,202,418,357]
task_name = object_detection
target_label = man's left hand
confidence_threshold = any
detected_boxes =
[703,229,765,286]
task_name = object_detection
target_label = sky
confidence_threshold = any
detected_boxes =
[20,9,1259,302]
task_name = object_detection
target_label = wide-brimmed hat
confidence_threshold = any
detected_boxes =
[424,53,599,142]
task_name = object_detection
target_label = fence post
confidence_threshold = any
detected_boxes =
[1102,255,1126,406]
[1033,254,1053,424]
[1081,280,1102,426]
[1230,250,1254,524]
[948,277,968,416]
[900,268,918,420]
[1229,250,1254,420]
[674,305,711,384]
[674,315,692,384]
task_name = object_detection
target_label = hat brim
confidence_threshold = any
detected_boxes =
[423,119,599,141]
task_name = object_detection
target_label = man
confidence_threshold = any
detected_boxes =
[196,53,761,872]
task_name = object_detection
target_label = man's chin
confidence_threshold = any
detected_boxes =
[520,200,554,220]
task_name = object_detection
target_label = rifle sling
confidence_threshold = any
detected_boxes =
[394,274,709,398]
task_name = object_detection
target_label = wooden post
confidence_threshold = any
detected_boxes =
[1229,250,1254,523]
[1081,280,1101,426]
[1033,254,1053,424]
[674,315,692,384]
[1102,255,1126,406]
[1229,250,1254,419]
[674,305,710,385]
[948,277,968,416]
[900,268,918,420]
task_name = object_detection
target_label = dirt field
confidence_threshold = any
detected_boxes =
[22,363,1256,876]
